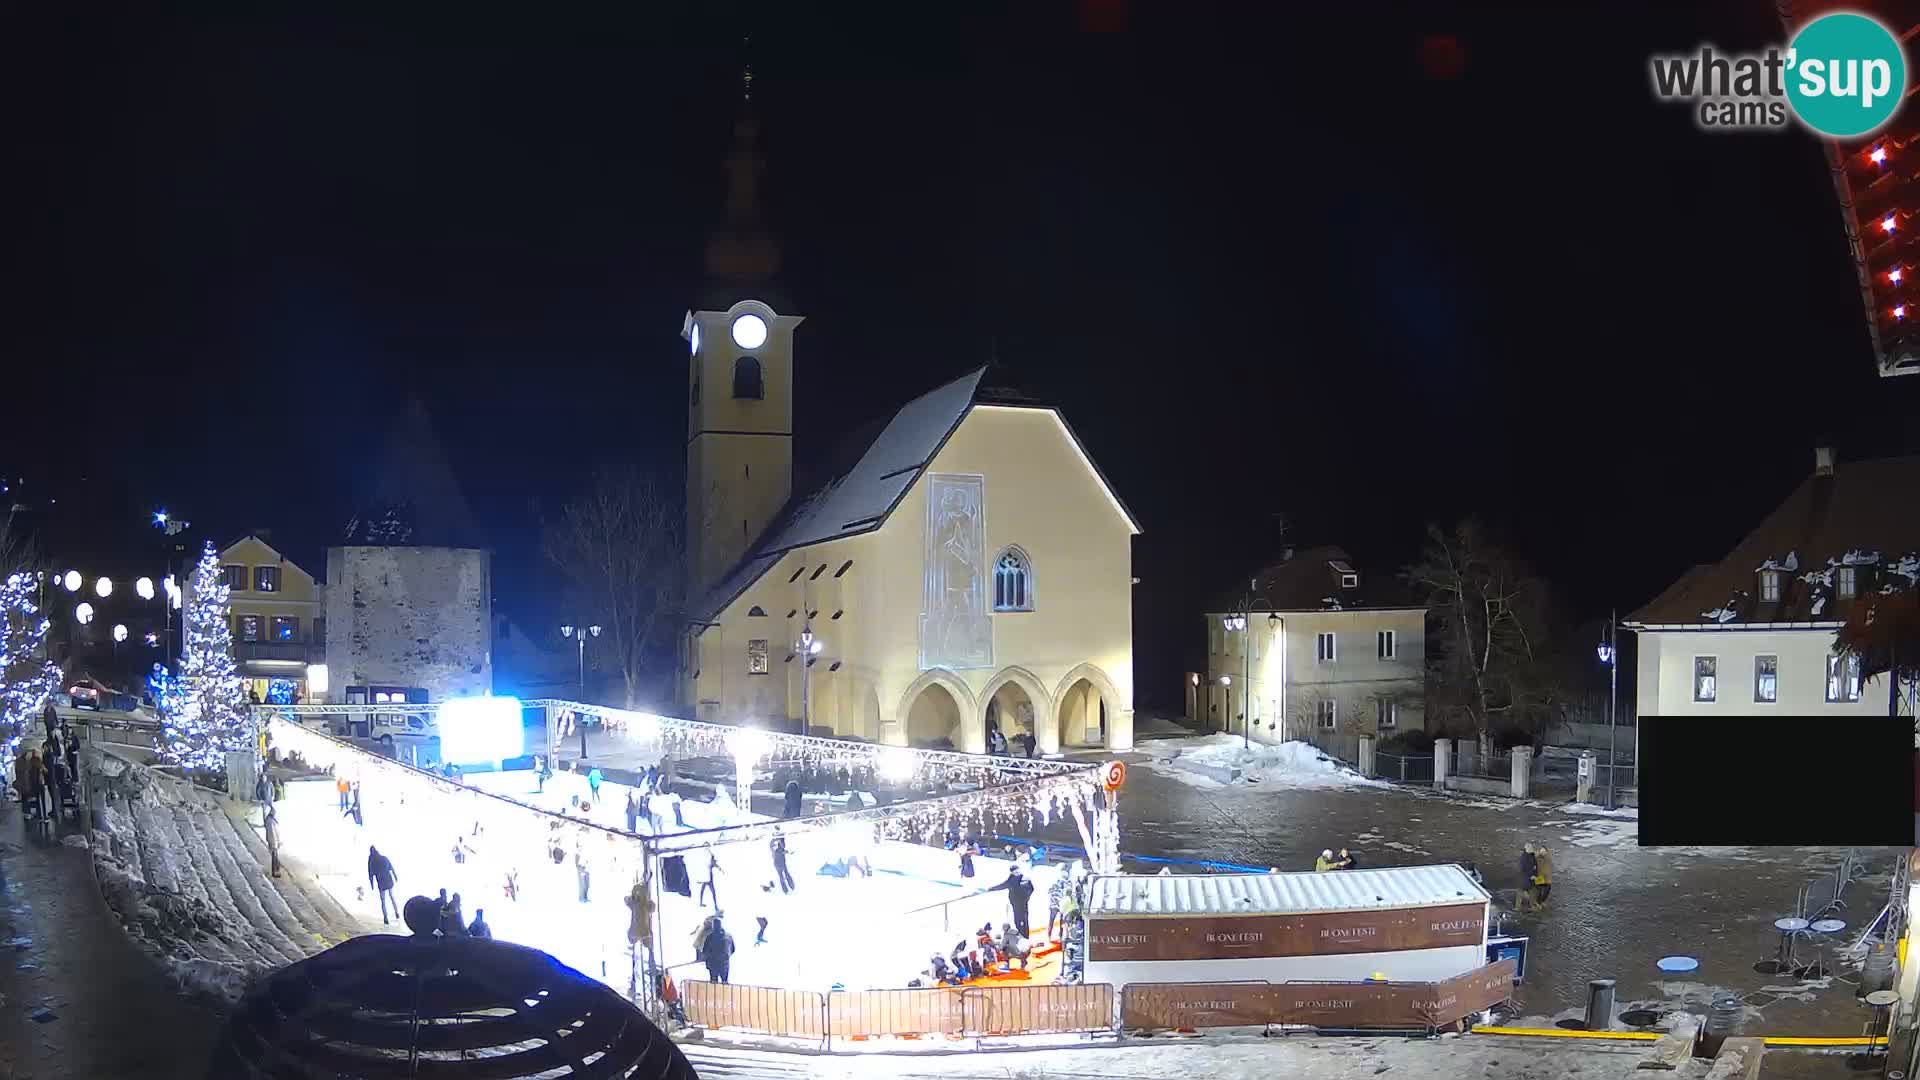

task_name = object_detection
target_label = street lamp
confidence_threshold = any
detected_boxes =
[1224,579,1282,749]
[561,624,602,759]
[1596,610,1619,810]
[135,577,154,600]
[95,576,112,599]
[797,619,822,732]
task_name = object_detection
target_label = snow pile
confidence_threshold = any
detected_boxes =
[1148,736,1387,790]
[1553,801,1637,819]
[1701,607,1737,623]
[1754,552,1799,573]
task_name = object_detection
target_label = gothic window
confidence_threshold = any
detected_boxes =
[732,355,763,399]
[993,546,1033,612]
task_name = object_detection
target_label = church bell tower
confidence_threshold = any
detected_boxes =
[685,61,801,601]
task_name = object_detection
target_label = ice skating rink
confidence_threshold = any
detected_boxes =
[274,764,1066,996]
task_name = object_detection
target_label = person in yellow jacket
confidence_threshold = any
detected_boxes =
[1531,846,1554,908]
[1314,849,1334,872]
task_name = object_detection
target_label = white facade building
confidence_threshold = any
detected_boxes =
[1625,449,1918,720]
[1197,547,1426,750]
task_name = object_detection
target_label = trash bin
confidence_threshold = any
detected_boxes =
[1584,979,1616,1031]
[1863,939,1896,995]
[1699,996,1742,1057]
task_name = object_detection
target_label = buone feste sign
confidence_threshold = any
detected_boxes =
[1088,903,1487,962]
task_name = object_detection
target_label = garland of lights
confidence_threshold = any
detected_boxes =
[159,543,252,772]
[0,572,60,767]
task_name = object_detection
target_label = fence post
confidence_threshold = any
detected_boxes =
[1433,738,1451,791]
[1358,735,1376,779]
[1576,752,1595,804]
[1510,746,1531,799]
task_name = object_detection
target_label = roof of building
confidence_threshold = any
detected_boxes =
[217,533,319,581]
[1086,865,1489,918]
[691,365,1139,624]
[1627,453,1920,627]
[1212,545,1419,614]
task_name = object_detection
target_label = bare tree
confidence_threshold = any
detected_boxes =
[542,466,685,708]
[1404,520,1555,739]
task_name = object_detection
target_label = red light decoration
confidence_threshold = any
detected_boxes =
[1884,215,1899,233]
[1893,268,1905,284]
[1872,146,1889,165]
[1896,305,1907,319]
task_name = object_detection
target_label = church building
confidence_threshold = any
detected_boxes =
[675,77,1140,753]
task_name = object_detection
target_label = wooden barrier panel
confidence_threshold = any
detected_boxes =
[829,987,967,1037]
[683,980,827,1038]
[1121,959,1516,1031]
[966,983,1114,1035]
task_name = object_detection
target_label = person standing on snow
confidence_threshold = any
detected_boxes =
[576,843,592,903]
[367,846,399,924]
[984,864,1036,939]
[343,782,364,826]
[699,845,722,909]
[958,836,979,880]
[587,766,603,803]
[625,792,641,834]
[693,913,734,983]
[769,829,795,894]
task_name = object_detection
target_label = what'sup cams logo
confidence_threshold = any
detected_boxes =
[1650,12,1907,136]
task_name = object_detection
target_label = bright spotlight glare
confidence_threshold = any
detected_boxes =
[728,726,772,765]
[62,570,81,592]
[95,576,113,598]
[75,602,94,625]
[877,746,917,783]
[440,696,525,765]
[112,623,128,642]
[135,577,155,600]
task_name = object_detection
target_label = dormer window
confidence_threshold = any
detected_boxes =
[1341,573,1358,589]
[1837,566,1858,599]
[1758,570,1781,602]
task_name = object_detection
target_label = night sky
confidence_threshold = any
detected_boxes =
[9,2,1920,710]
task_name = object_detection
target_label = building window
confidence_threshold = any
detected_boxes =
[223,565,247,592]
[237,615,262,642]
[732,355,764,399]
[1693,656,1717,702]
[1341,573,1359,589]
[747,606,767,617]
[1377,630,1396,660]
[272,616,299,643]
[254,566,280,593]
[1759,570,1781,602]
[1376,700,1397,729]
[747,639,769,675]
[1827,653,1863,702]
[993,547,1033,611]
[1753,655,1778,703]
[1317,700,1337,730]
[1837,566,1858,599]
[1316,632,1336,663]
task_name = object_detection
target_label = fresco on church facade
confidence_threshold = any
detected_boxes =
[920,473,993,670]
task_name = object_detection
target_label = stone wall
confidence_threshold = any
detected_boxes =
[324,546,492,702]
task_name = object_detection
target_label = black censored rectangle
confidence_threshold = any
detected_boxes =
[1637,716,1913,847]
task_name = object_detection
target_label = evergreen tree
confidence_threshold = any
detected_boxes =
[0,571,60,763]
[161,543,250,770]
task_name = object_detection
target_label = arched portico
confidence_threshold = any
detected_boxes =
[895,668,983,752]
[1052,662,1127,751]
[980,665,1054,755]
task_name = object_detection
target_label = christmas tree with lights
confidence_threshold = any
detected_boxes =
[0,571,60,764]
[160,543,251,771]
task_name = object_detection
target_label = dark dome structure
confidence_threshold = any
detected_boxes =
[209,932,697,1079]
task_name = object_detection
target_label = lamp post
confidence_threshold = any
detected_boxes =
[1596,610,1618,810]
[1224,579,1280,749]
[797,619,822,732]
[561,623,602,758]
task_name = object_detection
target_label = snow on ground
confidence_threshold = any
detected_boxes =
[273,765,1066,998]
[1141,735,1388,791]
[1552,802,1638,818]
[679,1032,1657,1080]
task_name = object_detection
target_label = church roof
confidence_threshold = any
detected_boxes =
[691,365,1139,625]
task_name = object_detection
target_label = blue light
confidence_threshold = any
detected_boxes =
[153,510,168,526]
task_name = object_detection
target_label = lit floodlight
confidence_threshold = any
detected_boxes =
[809,639,823,655]
[307,663,329,695]
[1190,673,1199,686]
[877,746,917,783]
[589,624,602,637]
[135,576,155,600]
[728,725,772,765]
[62,570,81,592]
[113,623,128,642]
[153,510,168,525]
[1219,675,1231,686]
[144,632,158,646]
[95,576,113,598]
[1884,215,1898,233]
[561,624,574,638]
[1892,269,1904,284]
[1872,146,1889,164]
[440,696,525,765]
[75,602,94,625]
[1596,642,1614,665]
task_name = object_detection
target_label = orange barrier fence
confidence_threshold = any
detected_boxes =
[682,981,828,1043]
[682,981,1113,1040]
[1121,959,1516,1032]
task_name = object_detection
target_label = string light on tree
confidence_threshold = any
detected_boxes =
[0,572,60,767]
[159,542,251,772]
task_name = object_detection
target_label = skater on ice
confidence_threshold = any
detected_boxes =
[983,863,1035,939]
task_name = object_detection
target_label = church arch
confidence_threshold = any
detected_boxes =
[1052,663,1123,751]
[896,668,981,751]
[979,665,1050,753]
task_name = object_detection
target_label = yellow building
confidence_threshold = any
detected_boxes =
[211,534,326,703]
[673,90,1139,753]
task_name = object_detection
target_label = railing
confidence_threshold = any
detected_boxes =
[682,980,1114,1043]
[1452,745,1512,781]
[1375,752,1434,785]
[234,641,323,664]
